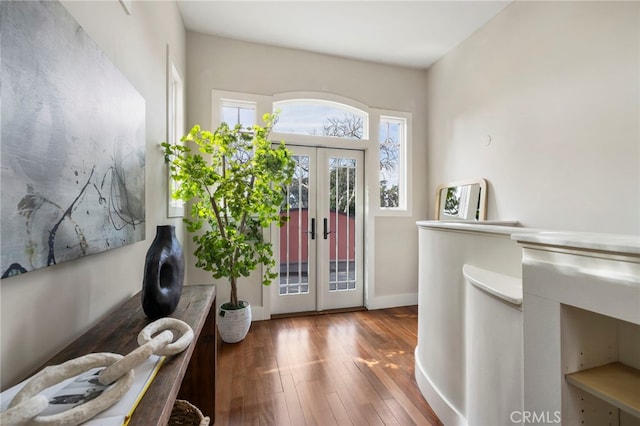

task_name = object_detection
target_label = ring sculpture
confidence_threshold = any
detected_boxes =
[0,318,193,426]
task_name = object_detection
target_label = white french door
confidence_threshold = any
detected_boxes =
[271,146,364,315]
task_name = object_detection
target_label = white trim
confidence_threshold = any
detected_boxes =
[272,91,369,114]
[271,132,370,150]
[365,292,418,310]
[250,305,269,322]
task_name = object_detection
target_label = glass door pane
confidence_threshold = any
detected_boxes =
[328,157,357,292]
[280,154,310,295]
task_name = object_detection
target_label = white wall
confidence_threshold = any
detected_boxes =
[1,1,186,389]
[186,33,428,313]
[426,1,639,234]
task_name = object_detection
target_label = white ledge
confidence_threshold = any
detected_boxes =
[463,264,522,306]
[416,220,524,236]
[512,231,640,256]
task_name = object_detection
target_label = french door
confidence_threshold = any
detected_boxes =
[271,146,364,315]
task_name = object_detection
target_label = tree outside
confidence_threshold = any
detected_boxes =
[293,113,400,211]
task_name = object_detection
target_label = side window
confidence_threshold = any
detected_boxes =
[167,60,184,218]
[217,100,257,163]
[379,116,406,210]
[221,100,256,128]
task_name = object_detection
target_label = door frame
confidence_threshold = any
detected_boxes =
[269,146,365,315]
[265,141,371,318]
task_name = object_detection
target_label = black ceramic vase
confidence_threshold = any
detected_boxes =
[141,225,185,320]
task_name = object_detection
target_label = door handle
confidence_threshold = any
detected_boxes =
[310,218,316,240]
[323,218,331,239]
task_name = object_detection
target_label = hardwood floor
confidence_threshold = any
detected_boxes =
[213,306,442,425]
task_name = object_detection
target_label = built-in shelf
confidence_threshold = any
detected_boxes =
[565,362,640,418]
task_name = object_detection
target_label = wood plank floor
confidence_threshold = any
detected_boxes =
[214,306,442,425]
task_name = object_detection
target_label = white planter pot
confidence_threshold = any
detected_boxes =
[218,301,252,343]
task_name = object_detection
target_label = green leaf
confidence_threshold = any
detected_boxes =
[161,112,295,307]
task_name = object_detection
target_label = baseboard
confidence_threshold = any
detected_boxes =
[366,292,418,310]
[250,305,268,321]
[252,293,418,320]
[414,345,467,426]
[270,306,367,320]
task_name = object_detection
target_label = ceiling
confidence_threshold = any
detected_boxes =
[177,1,512,70]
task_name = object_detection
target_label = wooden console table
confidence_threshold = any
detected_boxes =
[8,284,216,425]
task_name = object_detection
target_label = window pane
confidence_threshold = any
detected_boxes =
[239,107,255,127]
[222,104,255,128]
[379,118,403,209]
[273,100,368,139]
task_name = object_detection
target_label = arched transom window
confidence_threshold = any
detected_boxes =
[273,99,369,140]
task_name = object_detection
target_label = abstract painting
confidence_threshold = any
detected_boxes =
[1,1,146,278]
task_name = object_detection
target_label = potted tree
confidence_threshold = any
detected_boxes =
[162,113,295,343]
